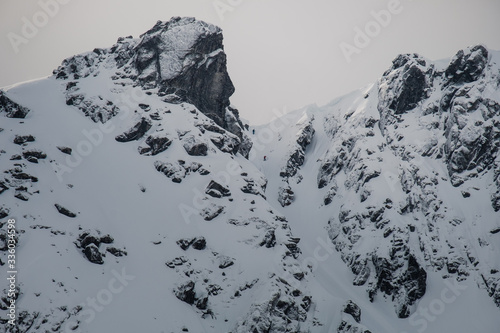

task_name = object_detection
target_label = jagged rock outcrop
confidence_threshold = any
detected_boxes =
[280,117,315,179]
[205,180,231,198]
[0,91,30,118]
[115,117,152,142]
[53,16,252,157]
[265,45,500,319]
[378,53,432,132]
[444,45,489,85]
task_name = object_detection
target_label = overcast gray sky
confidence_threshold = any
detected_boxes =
[1,0,500,124]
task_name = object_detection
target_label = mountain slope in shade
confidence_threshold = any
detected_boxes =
[0,16,499,333]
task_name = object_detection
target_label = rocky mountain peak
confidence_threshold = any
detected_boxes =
[134,17,235,126]
[52,16,251,157]
[445,44,489,85]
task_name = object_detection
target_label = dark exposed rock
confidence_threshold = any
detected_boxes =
[240,177,267,198]
[445,45,488,85]
[210,132,240,155]
[177,238,195,250]
[57,146,72,155]
[0,207,9,219]
[343,300,361,323]
[83,244,103,264]
[14,192,29,201]
[106,247,127,257]
[324,184,338,205]
[138,135,172,155]
[195,296,208,310]
[0,91,30,118]
[378,54,430,132]
[318,150,346,189]
[337,320,371,333]
[134,18,233,125]
[10,170,38,182]
[13,135,35,145]
[154,160,209,183]
[155,161,186,183]
[54,204,77,218]
[138,103,150,111]
[259,229,276,248]
[372,253,427,318]
[175,281,196,305]
[201,204,224,221]
[218,256,234,269]
[205,180,231,198]
[284,237,302,259]
[23,150,47,160]
[442,87,500,181]
[79,234,100,249]
[183,136,208,156]
[115,117,152,142]
[280,121,315,178]
[10,154,22,160]
[66,93,119,123]
[278,185,295,207]
[166,256,188,268]
[132,17,250,156]
[0,232,9,251]
[191,237,206,250]
[0,182,8,195]
[100,234,114,244]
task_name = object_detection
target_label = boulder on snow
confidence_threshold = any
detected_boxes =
[183,136,208,156]
[205,180,231,198]
[83,244,103,264]
[57,146,72,155]
[174,280,196,305]
[54,204,77,218]
[191,237,206,250]
[115,117,152,142]
[278,185,295,207]
[138,135,172,155]
[343,300,361,323]
[13,135,35,145]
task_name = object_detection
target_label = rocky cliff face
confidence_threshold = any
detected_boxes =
[53,17,251,157]
[260,45,500,320]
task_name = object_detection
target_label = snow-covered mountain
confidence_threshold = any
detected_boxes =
[1,16,499,333]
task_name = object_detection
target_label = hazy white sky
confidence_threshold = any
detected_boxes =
[1,0,500,124]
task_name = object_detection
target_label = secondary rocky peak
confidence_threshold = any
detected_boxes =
[53,16,251,157]
[445,44,489,85]
[134,17,235,128]
[378,53,432,131]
